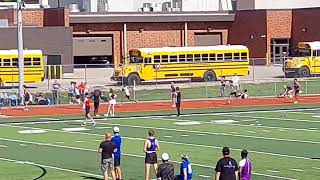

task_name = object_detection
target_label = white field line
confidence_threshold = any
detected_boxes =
[198,174,211,178]
[40,118,60,120]
[0,144,7,148]
[0,157,103,178]
[312,167,320,170]
[221,114,320,123]
[288,112,318,115]
[5,119,320,145]
[0,137,297,180]
[267,169,279,173]
[291,168,304,172]
[0,123,315,161]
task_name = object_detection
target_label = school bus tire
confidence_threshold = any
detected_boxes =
[127,73,141,85]
[298,66,310,77]
[203,70,217,82]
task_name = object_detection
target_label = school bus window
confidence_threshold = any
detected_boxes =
[217,54,223,61]
[317,50,320,57]
[241,53,247,60]
[187,54,193,62]
[202,54,209,61]
[194,54,201,62]
[144,57,152,64]
[179,55,186,62]
[233,53,240,61]
[3,59,11,66]
[33,58,41,66]
[162,55,169,63]
[154,55,161,63]
[225,53,232,61]
[209,53,216,61]
[0,58,2,66]
[24,58,32,66]
[12,58,18,67]
[169,55,178,63]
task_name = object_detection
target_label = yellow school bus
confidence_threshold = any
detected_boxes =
[284,41,320,77]
[0,50,45,85]
[112,45,250,85]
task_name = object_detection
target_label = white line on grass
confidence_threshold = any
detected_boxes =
[0,138,297,180]
[0,145,7,148]
[312,167,320,170]
[291,168,304,172]
[267,169,279,173]
[222,114,320,123]
[198,174,211,178]
[0,157,103,178]
[262,130,271,133]
[40,118,60,120]
[56,141,64,144]
[0,123,315,161]
[19,144,27,147]
[75,141,84,143]
[163,136,172,138]
[181,135,189,137]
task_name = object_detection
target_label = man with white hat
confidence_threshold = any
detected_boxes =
[111,127,122,180]
[156,153,174,180]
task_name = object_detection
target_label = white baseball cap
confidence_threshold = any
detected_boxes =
[113,127,120,133]
[162,153,169,161]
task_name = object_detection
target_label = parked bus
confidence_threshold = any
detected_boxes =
[284,41,320,77]
[112,45,250,85]
[0,50,44,85]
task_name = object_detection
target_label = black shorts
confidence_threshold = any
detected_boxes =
[94,101,99,109]
[295,89,300,94]
[230,92,237,96]
[114,157,121,167]
[145,152,157,164]
[75,95,80,99]
[85,106,90,115]
[176,102,181,108]
[125,95,130,99]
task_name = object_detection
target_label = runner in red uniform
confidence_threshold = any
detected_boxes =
[81,93,96,126]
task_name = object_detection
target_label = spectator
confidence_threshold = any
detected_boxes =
[170,82,176,107]
[98,133,117,180]
[156,153,174,180]
[23,85,31,111]
[215,147,239,180]
[175,87,182,116]
[111,127,122,180]
[93,89,102,117]
[144,130,160,180]
[176,154,192,180]
[8,93,18,106]
[67,81,75,104]
[52,80,61,104]
[79,82,86,102]
[231,73,240,93]
[220,76,226,97]
[239,150,252,180]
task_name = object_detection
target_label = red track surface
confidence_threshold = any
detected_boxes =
[1,96,320,117]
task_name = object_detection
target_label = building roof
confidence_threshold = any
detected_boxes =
[137,45,248,54]
[69,11,235,23]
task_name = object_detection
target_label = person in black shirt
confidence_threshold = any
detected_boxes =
[215,147,239,180]
[93,89,102,116]
[156,153,174,180]
[98,133,117,180]
[175,87,181,116]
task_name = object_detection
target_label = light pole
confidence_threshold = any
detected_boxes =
[17,0,25,100]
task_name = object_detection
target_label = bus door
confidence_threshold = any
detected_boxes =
[142,57,155,80]
[313,50,320,74]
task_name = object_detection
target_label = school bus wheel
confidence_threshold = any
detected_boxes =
[298,66,310,77]
[203,70,217,82]
[127,73,141,85]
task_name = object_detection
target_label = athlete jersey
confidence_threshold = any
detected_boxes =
[180,160,192,180]
[239,158,252,180]
[146,138,157,153]
[84,97,91,107]
[111,135,122,158]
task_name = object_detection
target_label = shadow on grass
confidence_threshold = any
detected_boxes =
[81,176,103,180]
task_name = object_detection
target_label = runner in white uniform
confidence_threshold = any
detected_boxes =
[122,84,137,103]
[105,88,117,117]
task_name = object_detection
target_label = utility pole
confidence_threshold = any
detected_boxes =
[17,0,24,100]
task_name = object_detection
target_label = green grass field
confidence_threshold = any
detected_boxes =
[1,105,320,180]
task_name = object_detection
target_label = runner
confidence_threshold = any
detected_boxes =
[122,84,137,103]
[278,85,293,98]
[111,127,122,180]
[239,89,249,99]
[220,76,226,97]
[239,150,252,180]
[81,93,96,126]
[144,130,160,180]
[105,88,117,117]
[23,85,31,111]
[228,81,237,104]
[170,82,176,107]
[93,89,102,117]
[293,78,300,104]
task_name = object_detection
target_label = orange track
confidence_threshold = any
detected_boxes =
[1,96,320,117]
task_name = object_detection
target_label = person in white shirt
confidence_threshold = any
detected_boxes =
[122,84,137,103]
[231,73,240,93]
[105,88,117,117]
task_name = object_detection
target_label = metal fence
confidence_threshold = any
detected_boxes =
[1,59,320,106]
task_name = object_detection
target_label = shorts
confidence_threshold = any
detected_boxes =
[109,99,116,105]
[295,89,300,94]
[230,92,237,96]
[68,92,74,97]
[85,106,90,115]
[125,95,130,99]
[94,101,99,109]
[145,152,157,164]
[75,95,80,99]
[114,157,121,167]
[101,158,114,173]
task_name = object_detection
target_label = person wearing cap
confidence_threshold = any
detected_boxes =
[98,133,117,180]
[156,153,174,180]
[175,154,192,180]
[239,150,252,180]
[215,147,239,180]
[144,130,160,180]
[111,127,122,180]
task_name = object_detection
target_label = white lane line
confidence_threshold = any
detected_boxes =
[56,141,64,144]
[19,144,27,147]
[279,129,288,132]
[0,157,103,178]
[291,168,304,172]
[246,131,256,134]
[267,170,279,173]
[197,134,206,136]
[198,174,211,178]
[0,145,7,148]
[95,127,111,129]
[75,140,84,143]
[93,139,102,142]
[223,114,320,123]
[262,130,271,133]
[242,119,257,122]
[0,124,315,161]
[181,135,189,137]
[40,118,59,120]
[312,167,320,170]
[309,128,318,130]
[0,137,297,180]
[163,136,172,138]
